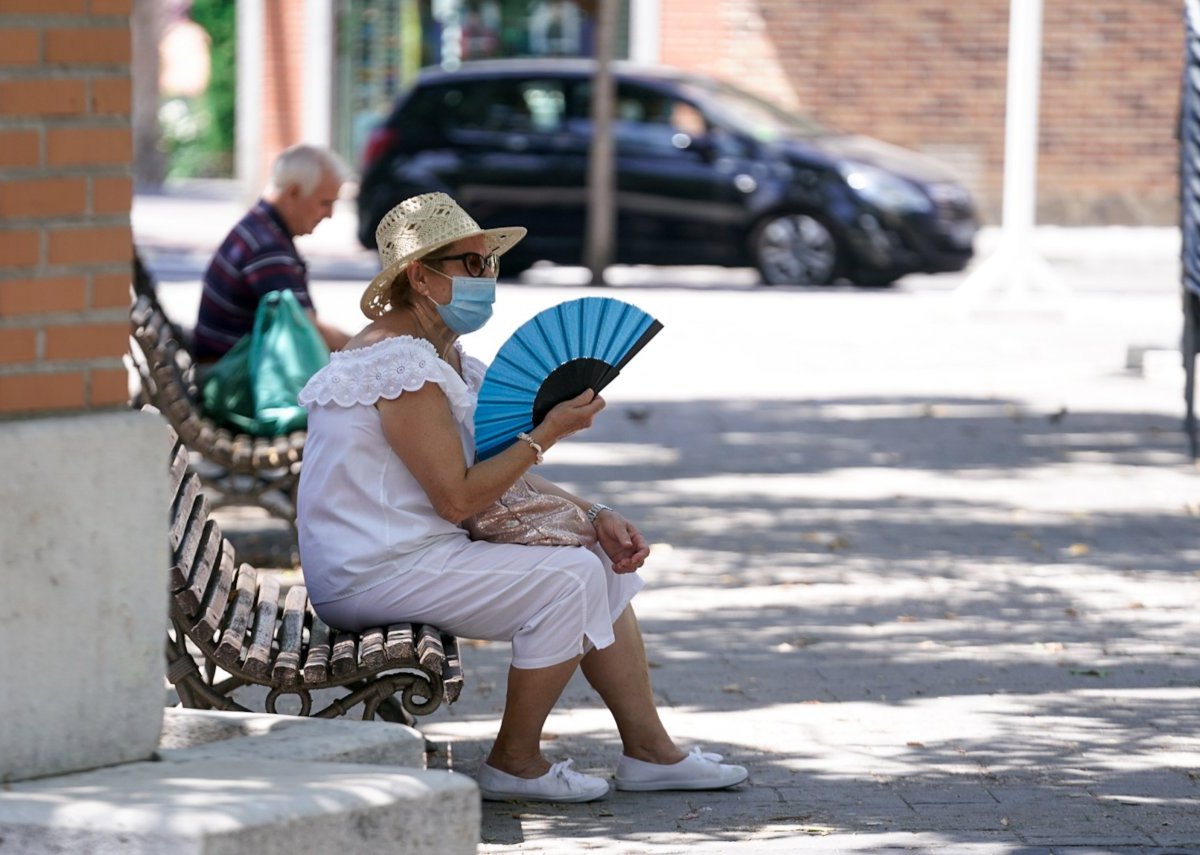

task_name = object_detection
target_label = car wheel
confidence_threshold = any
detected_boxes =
[751,212,840,286]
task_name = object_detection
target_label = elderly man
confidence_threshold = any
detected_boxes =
[192,144,353,361]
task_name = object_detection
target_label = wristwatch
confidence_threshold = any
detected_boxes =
[585,503,612,523]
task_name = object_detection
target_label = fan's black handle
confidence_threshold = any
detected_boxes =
[532,357,616,427]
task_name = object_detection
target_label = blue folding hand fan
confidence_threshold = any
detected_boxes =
[474,296,663,461]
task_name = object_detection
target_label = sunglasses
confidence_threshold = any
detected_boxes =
[425,251,499,277]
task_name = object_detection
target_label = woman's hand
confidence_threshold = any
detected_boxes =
[593,509,650,574]
[537,389,605,445]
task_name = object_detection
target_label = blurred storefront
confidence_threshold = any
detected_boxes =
[331,0,630,166]
[231,0,1181,226]
[237,0,634,194]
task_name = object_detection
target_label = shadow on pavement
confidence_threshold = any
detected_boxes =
[215,394,1196,850]
[407,396,1199,851]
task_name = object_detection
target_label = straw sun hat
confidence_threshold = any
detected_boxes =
[360,192,527,319]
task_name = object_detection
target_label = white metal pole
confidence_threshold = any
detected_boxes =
[302,0,334,149]
[236,0,265,202]
[1001,0,1042,239]
[629,0,661,64]
[954,0,1068,306]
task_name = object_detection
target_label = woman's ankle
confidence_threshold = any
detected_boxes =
[620,738,686,765]
[485,747,552,778]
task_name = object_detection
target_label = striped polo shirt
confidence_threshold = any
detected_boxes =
[192,200,316,360]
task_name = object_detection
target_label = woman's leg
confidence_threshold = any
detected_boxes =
[580,605,687,765]
[486,654,582,777]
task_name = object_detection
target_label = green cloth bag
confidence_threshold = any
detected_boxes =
[201,289,330,436]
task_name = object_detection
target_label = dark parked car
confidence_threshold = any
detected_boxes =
[356,59,977,286]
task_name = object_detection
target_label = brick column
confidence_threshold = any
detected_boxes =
[0,0,134,416]
[259,0,308,188]
[0,0,165,784]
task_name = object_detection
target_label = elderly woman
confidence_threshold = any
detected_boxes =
[296,192,746,803]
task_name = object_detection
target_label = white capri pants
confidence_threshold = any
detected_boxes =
[311,538,644,670]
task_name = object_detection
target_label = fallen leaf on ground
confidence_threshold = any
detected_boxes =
[800,825,834,836]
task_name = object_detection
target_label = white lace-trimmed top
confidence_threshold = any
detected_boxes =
[296,335,487,606]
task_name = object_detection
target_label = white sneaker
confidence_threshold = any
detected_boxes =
[614,747,749,792]
[478,758,610,803]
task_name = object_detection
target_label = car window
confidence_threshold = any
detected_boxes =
[620,87,708,155]
[616,87,706,133]
[566,80,761,160]
[679,77,829,142]
[570,81,712,156]
[437,77,567,134]
[706,123,755,159]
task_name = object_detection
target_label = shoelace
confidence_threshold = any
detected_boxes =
[548,758,590,789]
[689,747,725,764]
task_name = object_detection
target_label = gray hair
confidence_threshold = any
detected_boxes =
[268,144,351,195]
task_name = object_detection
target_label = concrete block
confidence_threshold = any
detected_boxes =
[158,708,427,768]
[0,758,479,854]
[0,412,167,783]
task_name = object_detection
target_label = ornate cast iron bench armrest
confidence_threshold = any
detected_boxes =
[162,427,464,724]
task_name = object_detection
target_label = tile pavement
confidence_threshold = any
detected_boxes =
[140,187,1200,853]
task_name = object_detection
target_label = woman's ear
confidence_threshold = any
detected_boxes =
[407,260,428,296]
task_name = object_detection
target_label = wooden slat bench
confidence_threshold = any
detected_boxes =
[130,291,305,525]
[163,427,464,724]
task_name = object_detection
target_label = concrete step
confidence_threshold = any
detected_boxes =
[158,707,429,769]
[0,757,478,854]
[0,709,479,854]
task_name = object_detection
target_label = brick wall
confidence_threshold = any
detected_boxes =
[260,0,307,187]
[659,0,1183,225]
[0,0,133,417]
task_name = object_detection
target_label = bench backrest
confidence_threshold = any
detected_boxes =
[131,294,305,474]
[164,429,463,716]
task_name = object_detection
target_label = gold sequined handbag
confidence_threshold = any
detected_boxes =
[463,476,597,548]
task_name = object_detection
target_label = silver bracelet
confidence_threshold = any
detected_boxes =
[585,502,612,523]
[516,431,544,464]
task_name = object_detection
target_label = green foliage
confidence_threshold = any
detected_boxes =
[164,0,236,178]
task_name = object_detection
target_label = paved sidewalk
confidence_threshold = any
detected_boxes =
[137,185,1199,853]
[418,288,1200,854]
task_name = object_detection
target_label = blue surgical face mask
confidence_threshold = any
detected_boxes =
[423,267,496,334]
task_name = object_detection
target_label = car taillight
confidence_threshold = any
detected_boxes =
[361,127,400,172]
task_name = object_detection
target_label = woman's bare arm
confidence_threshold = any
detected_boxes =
[377,384,605,523]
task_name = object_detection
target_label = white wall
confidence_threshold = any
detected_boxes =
[0,412,167,782]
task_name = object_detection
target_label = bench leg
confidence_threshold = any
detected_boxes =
[374,695,417,728]
[166,622,255,714]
